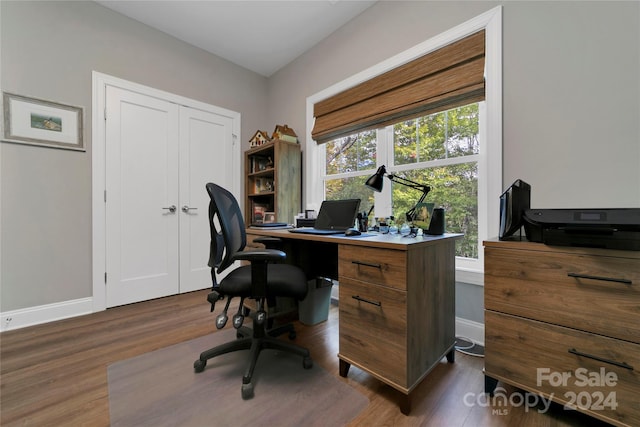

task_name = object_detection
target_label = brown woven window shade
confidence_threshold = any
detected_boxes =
[312,30,485,144]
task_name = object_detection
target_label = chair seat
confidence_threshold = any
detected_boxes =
[220,264,308,300]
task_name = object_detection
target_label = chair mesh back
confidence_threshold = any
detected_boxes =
[206,183,246,273]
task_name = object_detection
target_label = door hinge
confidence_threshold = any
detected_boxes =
[104,190,107,203]
[104,108,107,121]
[104,272,107,283]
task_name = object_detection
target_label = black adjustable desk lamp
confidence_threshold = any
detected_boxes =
[365,165,431,223]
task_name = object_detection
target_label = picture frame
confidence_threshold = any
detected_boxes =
[2,92,84,151]
[412,202,434,230]
[252,202,270,224]
[263,212,276,223]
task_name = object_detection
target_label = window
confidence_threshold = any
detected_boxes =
[306,7,502,278]
[325,103,480,259]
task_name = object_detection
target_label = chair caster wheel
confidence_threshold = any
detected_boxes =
[288,330,296,340]
[241,382,254,399]
[303,357,313,369]
[194,359,206,373]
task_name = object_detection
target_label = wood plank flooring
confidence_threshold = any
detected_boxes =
[0,290,612,426]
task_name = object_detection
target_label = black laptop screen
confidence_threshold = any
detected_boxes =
[315,199,361,230]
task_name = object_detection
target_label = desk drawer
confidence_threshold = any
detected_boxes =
[485,247,640,343]
[339,245,406,290]
[339,278,407,387]
[485,311,640,427]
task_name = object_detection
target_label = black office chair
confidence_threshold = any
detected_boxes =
[194,183,312,399]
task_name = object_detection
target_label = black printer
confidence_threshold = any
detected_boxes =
[524,208,640,251]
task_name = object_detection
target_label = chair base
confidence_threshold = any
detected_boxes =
[194,317,312,399]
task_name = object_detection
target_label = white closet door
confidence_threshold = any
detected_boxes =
[105,86,180,307]
[178,107,234,292]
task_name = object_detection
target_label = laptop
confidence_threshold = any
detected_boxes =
[289,199,361,235]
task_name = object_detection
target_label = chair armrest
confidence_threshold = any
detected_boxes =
[253,236,283,249]
[232,248,285,263]
[232,249,285,298]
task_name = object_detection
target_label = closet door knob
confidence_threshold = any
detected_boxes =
[162,205,177,213]
[182,205,198,213]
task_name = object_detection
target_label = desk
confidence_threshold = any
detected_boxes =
[247,229,462,414]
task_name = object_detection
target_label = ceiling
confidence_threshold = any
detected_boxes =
[96,0,377,77]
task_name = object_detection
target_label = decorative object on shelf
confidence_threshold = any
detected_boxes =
[251,156,272,173]
[249,130,271,148]
[263,212,276,223]
[254,177,274,194]
[271,124,298,144]
[3,92,84,151]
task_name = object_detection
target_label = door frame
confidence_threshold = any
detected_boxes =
[91,71,241,312]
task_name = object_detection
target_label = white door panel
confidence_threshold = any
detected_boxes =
[106,86,179,307]
[179,108,234,292]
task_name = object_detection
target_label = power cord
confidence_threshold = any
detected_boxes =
[455,336,484,357]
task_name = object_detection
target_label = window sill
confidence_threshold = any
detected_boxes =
[456,268,484,286]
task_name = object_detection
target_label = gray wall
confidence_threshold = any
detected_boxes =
[266,0,639,324]
[2,1,639,325]
[1,0,270,312]
[269,0,640,210]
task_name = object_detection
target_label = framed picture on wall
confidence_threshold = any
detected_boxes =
[2,92,84,151]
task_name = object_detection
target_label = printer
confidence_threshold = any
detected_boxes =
[524,208,640,251]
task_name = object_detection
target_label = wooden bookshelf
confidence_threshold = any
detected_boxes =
[245,139,301,225]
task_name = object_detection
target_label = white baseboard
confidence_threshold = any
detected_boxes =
[0,297,93,332]
[455,317,485,346]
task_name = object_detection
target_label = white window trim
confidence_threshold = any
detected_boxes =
[305,6,502,279]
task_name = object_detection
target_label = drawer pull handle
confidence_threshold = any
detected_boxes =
[352,295,382,307]
[352,260,382,269]
[568,348,634,371]
[567,272,632,285]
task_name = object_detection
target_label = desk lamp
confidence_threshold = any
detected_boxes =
[365,165,431,223]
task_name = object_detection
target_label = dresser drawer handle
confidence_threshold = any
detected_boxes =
[352,260,382,269]
[352,295,382,307]
[567,272,632,285]
[568,348,634,371]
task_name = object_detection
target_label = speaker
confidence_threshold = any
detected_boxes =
[426,208,445,235]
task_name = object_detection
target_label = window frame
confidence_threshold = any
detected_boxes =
[305,6,502,283]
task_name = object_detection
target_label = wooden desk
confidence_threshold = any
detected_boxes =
[247,229,463,414]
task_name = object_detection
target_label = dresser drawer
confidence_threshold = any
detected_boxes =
[485,247,640,343]
[338,277,407,387]
[339,245,406,290]
[485,311,640,427]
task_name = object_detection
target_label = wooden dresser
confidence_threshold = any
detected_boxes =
[484,239,640,427]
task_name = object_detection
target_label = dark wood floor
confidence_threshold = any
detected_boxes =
[0,290,612,426]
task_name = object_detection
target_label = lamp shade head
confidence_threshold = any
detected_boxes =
[365,165,386,192]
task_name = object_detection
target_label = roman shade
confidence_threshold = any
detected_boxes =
[312,30,485,144]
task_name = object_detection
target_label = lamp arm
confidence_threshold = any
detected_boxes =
[387,174,431,193]
[386,174,431,222]
[405,191,428,222]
